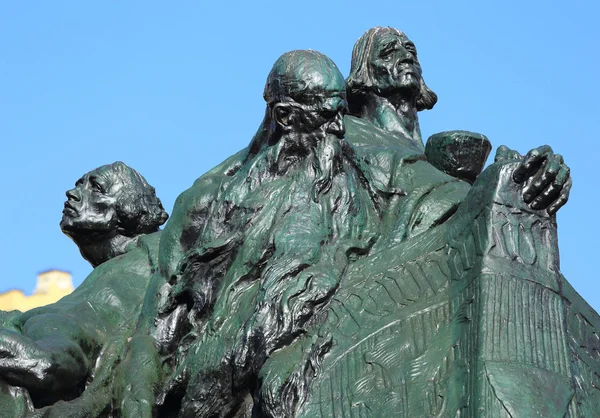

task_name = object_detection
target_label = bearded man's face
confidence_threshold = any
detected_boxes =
[272,59,348,149]
[294,91,347,140]
[368,30,422,97]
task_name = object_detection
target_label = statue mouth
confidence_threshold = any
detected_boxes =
[63,201,78,216]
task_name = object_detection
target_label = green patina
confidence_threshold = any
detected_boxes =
[0,28,595,418]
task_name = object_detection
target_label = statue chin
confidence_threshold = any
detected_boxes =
[59,218,91,237]
[59,217,77,234]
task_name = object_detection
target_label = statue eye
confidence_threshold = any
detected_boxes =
[379,44,397,58]
[90,179,104,193]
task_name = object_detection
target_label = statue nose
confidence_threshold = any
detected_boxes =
[400,52,413,63]
[327,114,346,138]
[66,188,80,202]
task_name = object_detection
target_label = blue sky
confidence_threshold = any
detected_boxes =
[1,1,598,311]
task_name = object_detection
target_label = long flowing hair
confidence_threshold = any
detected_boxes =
[346,27,437,115]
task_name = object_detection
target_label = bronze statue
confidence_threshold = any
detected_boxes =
[0,162,167,416]
[116,49,380,417]
[5,27,599,418]
[346,26,437,149]
[60,161,168,267]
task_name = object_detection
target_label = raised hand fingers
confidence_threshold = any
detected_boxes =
[523,153,564,204]
[547,176,572,215]
[495,145,522,163]
[532,163,569,210]
[503,145,571,214]
[513,145,554,183]
[529,162,568,209]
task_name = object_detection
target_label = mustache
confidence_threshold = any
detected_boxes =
[394,59,422,76]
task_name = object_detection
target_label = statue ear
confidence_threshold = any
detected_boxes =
[272,103,295,128]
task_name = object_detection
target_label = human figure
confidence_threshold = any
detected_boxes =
[117,31,572,417]
[338,27,473,241]
[344,27,570,241]
[170,49,381,418]
[0,162,167,413]
[346,26,437,149]
[115,50,380,418]
[256,30,574,417]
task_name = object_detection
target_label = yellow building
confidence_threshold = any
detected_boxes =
[0,269,74,311]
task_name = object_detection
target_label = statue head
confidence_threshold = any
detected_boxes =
[245,50,349,200]
[249,50,347,155]
[60,161,168,243]
[346,27,437,113]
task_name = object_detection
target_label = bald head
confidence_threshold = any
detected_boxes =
[263,50,346,107]
[248,50,347,157]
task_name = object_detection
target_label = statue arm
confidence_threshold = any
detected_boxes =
[400,143,571,241]
[0,327,89,395]
[24,336,128,418]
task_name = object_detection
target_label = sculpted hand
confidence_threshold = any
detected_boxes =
[494,145,523,162]
[516,146,572,214]
[506,145,572,215]
[0,329,88,393]
[0,330,51,389]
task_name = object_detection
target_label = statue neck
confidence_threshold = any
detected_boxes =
[73,233,138,267]
[359,93,423,149]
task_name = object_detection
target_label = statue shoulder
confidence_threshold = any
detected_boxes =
[169,148,247,217]
[70,237,156,299]
[191,148,247,188]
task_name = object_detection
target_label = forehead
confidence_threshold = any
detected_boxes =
[89,165,117,180]
[76,165,120,185]
[299,89,346,111]
[302,67,345,95]
[296,71,346,109]
[373,30,410,48]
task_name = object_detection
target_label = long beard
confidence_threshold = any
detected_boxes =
[309,134,343,202]
[217,131,347,249]
[269,132,344,203]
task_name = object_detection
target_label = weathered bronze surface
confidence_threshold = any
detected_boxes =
[0,162,167,417]
[2,27,596,417]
